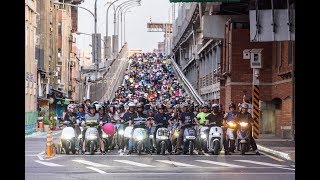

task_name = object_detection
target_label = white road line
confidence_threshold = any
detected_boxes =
[156,160,199,167]
[277,167,295,171]
[89,172,294,175]
[291,165,295,167]
[86,166,107,174]
[195,160,245,168]
[113,160,155,167]
[235,160,285,167]
[203,152,210,156]
[37,151,45,160]
[72,160,110,167]
[261,152,285,162]
[34,160,64,167]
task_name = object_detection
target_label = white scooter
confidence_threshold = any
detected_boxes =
[207,122,224,155]
[60,120,79,154]
[83,121,99,155]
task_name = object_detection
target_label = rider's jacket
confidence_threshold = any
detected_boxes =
[84,113,99,128]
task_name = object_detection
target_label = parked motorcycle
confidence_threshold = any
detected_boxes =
[237,121,251,155]
[207,122,224,155]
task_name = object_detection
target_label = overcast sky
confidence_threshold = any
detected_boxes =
[76,0,174,52]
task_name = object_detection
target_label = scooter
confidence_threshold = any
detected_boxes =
[84,121,99,155]
[60,120,78,154]
[225,120,237,153]
[199,125,209,153]
[132,117,147,155]
[155,123,171,155]
[207,122,224,155]
[182,124,197,155]
[116,120,128,151]
[237,121,251,155]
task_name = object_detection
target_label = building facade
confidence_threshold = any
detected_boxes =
[25,0,38,135]
[171,0,295,139]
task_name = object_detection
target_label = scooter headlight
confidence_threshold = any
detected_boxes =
[87,135,97,140]
[61,134,73,140]
[240,122,248,127]
[78,134,82,139]
[200,133,207,139]
[213,132,221,136]
[227,122,236,127]
[118,130,124,135]
[102,133,108,138]
[135,135,144,141]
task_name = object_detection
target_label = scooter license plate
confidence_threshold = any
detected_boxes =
[186,136,196,140]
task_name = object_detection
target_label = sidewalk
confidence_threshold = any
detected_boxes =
[256,134,295,162]
[25,129,62,138]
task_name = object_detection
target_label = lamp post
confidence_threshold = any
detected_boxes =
[118,2,140,37]
[114,0,140,36]
[121,3,140,46]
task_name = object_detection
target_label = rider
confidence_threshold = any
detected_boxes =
[223,102,239,153]
[76,104,86,121]
[152,104,172,154]
[81,104,102,154]
[238,103,260,155]
[176,103,198,155]
[123,102,139,155]
[205,104,229,155]
[194,104,210,155]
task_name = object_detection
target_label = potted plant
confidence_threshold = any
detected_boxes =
[49,111,57,130]
[43,116,51,132]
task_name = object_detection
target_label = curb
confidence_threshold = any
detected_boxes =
[257,144,294,162]
[25,130,62,138]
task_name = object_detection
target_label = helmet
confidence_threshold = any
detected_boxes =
[241,103,249,109]
[166,104,174,109]
[67,104,76,112]
[201,104,209,109]
[78,104,85,109]
[157,104,165,110]
[88,104,96,111]
[229,102,236,109]
[128,102,136,107]
[212,104,219,109]
[136,103,144,109]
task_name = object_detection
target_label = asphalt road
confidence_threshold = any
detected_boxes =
[25,134,295,180]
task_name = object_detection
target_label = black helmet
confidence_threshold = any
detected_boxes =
[78,104,85,109]
[136,103,144,109]
[229,102,236,109]
[88,104,96,110]
[201,104,209,109]
[157,104,165,110]
[166,104,174,109]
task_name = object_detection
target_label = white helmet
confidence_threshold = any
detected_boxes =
[128,102,136,107]
[212,103,219,109]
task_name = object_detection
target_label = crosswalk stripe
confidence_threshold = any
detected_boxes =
[86,166,107,174]
[72,160,110,167]
[234,160,285,167]
[34,160,63,167]
[156,160,199,167]
[195,160,245,168]
[113,160,155,167]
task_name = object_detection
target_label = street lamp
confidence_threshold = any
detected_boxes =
[114,0,140,36]
[117,1,140,36]
[75,32,107,44]
[121,3,140,46]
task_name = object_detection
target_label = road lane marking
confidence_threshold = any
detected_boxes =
[203,152,210,156]
[86,166,107,174]
[34,160,63,167]
[85,172,294,175]
[156,160,199,167]
[37,151,45,160]
[113,160,155,167]
[72,160,110,167]
[234,160,285,167]
[261,152,285,162]
[277,167,295,171]
[195,160,245,168]
[291,165,295,167]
